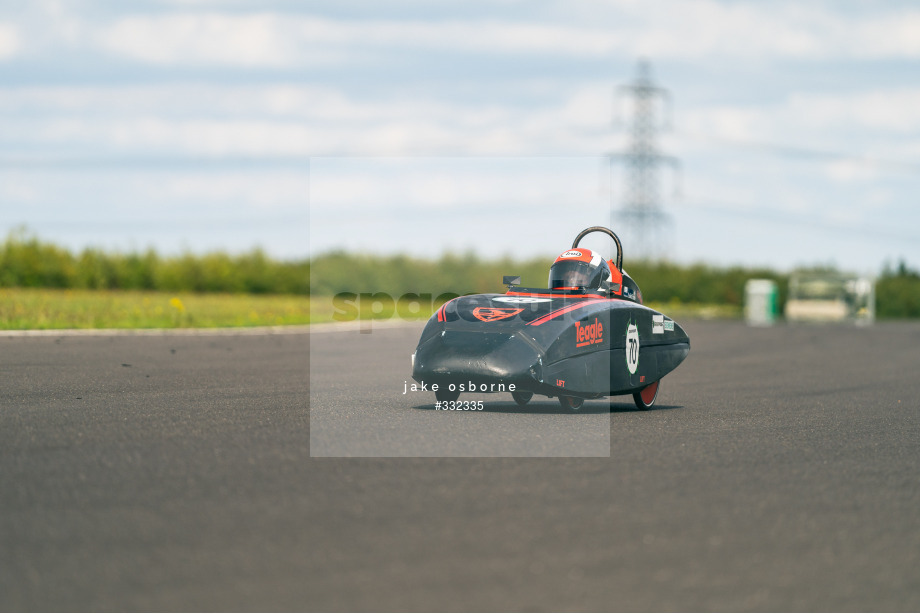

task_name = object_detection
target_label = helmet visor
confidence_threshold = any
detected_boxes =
[549,260,607,289]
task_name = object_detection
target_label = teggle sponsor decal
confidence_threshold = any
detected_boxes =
[472,307,524,322]
[575,317,604,348]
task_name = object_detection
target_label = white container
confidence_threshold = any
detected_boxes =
[745,279,778,326]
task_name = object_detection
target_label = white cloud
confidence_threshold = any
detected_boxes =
[785,90,920,133]
[95,13,626,67]
[0,83,614,156]
[846,11,920,58]
[679,87,920,165]
[160,172,310,209]
[311,159,599,213]
[566,0,920,61]
[0,22,20,59]
[86,3,920,68]
[100,13,297,66]
[0,171,38,201]
[4,81,920,166]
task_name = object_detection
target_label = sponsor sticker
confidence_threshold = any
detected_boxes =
[472,307,524,322]
[626,321,639,374]
[560,250,582,259]
[652,314,675,334]
[493,296,552,304]
[575,317,604,348]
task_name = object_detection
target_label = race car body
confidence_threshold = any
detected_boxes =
[411,226,690,411]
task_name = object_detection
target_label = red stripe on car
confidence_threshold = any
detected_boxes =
[528,299,609,326]
[505,291,609,299]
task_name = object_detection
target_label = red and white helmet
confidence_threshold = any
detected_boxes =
[548,248,612,290]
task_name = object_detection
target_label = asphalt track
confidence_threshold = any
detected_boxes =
[2,320,919,611]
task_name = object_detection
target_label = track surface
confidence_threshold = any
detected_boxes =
[2,320,919,610]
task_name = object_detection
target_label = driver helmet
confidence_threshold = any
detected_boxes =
[548,248,612,291]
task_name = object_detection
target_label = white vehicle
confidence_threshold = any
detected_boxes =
[785,272,875,324]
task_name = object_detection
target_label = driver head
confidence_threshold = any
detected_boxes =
[548,248,612,290]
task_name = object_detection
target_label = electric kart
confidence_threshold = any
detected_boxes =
[411,226,690,412]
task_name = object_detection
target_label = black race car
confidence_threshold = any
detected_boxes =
[411,226,690,412]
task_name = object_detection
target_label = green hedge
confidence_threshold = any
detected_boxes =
[877,262,920,319]
[309,251,790,310]
[0,230,309,294]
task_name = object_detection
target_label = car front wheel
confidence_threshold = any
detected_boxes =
[558,395,584,413]
[632,381,659,410]
[512,390,533,406]
[436,389,460,404]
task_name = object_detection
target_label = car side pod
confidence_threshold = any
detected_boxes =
[410,293,689,411]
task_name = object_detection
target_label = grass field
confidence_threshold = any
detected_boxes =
[0,289,312,330]
[0,288,738,330]
[0,289,447,330]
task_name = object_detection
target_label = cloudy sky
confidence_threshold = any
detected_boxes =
[1,0,919,272]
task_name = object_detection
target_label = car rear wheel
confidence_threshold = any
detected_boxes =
[435,389,460,404]
[558,395,584,412]
[512,390,533,406]
[632,380,659,410]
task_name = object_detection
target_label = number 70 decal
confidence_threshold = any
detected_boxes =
[626,322,640,374]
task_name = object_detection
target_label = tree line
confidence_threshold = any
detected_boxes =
[0,231,309,294]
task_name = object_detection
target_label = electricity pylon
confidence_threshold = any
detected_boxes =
[608,59,679,260]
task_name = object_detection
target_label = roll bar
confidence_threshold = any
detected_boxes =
[571,226,623,272]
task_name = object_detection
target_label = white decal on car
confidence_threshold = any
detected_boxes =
[494,296,553,304]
